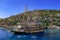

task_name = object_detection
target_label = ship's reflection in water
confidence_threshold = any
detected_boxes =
[0,28,60,40]
[8,32,45,40]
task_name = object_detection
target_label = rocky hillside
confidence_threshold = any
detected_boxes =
[0,10,60,27]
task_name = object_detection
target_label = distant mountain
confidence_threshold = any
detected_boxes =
[0,10,60,27]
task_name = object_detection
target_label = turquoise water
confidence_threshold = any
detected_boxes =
[0,27,60,40]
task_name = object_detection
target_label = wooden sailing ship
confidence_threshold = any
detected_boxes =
[10,5,46,34]
[11,22,45,34]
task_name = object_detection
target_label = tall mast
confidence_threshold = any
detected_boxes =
[23,4,28,21]
[24,4,28,12]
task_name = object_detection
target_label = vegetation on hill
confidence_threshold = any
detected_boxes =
[0,10,60,27]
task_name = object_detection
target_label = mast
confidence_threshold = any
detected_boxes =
[23,4,29,27]
[24,4,28,13]
[23,4,28,19]
[24,4,28,17]
[25,4,28,12]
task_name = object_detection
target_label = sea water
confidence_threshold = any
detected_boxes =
[0,27,60,40]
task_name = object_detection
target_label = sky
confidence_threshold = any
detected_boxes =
[0,0,60,18]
